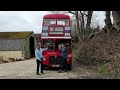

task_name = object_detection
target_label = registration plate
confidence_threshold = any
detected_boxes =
[52,65,60,67]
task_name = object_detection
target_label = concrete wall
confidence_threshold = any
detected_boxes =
[0,39,24,51]
[0,51,23,60]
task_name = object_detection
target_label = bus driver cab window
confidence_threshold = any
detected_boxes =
[43,39,54,50]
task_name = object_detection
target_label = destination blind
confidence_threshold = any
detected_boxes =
[49,27,63,34]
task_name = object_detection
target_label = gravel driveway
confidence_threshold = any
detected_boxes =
[0,58,102,79]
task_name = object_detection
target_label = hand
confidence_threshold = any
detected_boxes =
[44,46,46,48]
[55,55,57,58]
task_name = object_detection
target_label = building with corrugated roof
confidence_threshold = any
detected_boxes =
[0,31,37,61]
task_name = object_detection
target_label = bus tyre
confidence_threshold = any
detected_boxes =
[43,64,48,70]
[67,63,72,70]
[43,64,46,70]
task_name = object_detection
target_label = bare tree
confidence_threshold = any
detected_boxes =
[86,11,93,35]
[79,11,85,35]
[75,11,83,42]
[112,11,120,31]
[104,11,112,35]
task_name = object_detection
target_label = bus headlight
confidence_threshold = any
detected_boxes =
[67,58,70,61]
[55,55,57,58]
[42,57,46,61]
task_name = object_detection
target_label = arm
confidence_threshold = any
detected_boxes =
[41,47,48,51]
[35,50,37,58]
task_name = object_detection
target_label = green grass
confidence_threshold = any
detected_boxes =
[95,63,120,79]
[96,65,112,78]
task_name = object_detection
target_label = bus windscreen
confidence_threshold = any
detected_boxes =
[44,19,56,25]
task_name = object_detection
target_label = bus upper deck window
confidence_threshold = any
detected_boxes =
[57,19,69,26]
[44,19,56,25]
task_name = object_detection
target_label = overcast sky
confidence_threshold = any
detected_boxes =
[0,11,105,34]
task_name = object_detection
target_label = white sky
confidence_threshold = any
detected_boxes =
[0,11,105,34]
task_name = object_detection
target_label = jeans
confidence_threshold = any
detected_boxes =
[60,57,67,70]
[36,59,43,73]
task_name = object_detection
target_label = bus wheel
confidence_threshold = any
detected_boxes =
[43,65,48,70]
[43,64,46,70]
[67,63,72,70]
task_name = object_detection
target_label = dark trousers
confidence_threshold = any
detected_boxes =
[60,57,67,70]
[36,59,43,73]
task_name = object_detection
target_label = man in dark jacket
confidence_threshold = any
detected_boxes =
[58,43,68,73]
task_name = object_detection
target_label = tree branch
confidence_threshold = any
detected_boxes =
[68,11,76,15]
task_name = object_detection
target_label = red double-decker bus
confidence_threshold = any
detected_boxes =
[41,14,72,70]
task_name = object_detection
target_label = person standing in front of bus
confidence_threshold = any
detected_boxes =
[35,45,48,75]
[58,43,68,73]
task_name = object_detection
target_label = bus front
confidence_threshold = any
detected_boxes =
[41,14,72,70]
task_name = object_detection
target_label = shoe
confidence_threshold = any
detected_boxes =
[63,70,67,72]
[58,70,62,73]
[41,72,45,74]
[36,73,41,75]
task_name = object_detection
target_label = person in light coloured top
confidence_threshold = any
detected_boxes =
[35,45,48,75]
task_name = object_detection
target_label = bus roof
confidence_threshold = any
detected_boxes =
[43,14,70,19]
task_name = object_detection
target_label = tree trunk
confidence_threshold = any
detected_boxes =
[75,11,83,43]
[105,11,112,36]
[80,11,85,35]
[79,11,86,41]
[112,11,120,31]
[86,11,93,35]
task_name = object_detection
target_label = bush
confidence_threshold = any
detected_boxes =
[74,30,120,79]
